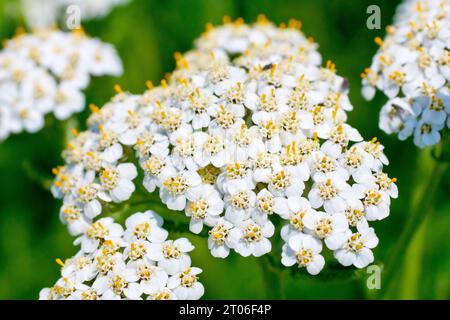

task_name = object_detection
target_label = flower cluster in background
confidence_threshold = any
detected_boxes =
[362,0,450,148]
[40,210,204,300]
[0,28,122,141]
[20,0,131,28]
[50,17,397,289]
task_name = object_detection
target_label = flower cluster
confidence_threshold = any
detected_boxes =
[362,0,450,148]
[0,28,122,141]
[21,0,131,28]
[40,211,204,300]
[52,17,397,277]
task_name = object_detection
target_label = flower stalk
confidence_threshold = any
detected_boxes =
[381,148,448,298]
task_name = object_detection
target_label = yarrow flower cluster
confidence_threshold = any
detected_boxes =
[362,0,450,148]
[51,16,397,281]
[40,211,204,300]
[0,28,122,141]
[21,0,131,28]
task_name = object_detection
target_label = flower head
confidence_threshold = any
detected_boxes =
[40,211,204,300]
[20,0,131,28]
[363,0,450,148]
[52,18,396,277]
[0,28,122,141]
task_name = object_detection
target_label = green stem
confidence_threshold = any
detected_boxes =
[397,217,428,299]
[381,155,448,298]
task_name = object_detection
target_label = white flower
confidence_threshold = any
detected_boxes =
[273,196,311,221]
[8,102,45,134]
[73,171,103,219]
[321,123,363,157]
[279,197,315,241]
[196,132,228,167]
[185,184,224,234]
[225,122,265,162]
[59,254,97,283]
[251,151,278,183]
[181,87,218,129]
[361,68,381,100]
[74,217,124,253]
[126,260,169,295]
[420,94,448,126]
[413,118,445,147]
[59,202,90,236]
[354,139,389,172]
[39,277,85,300]
[217,160,255,194]
[363,0,450,148]
[98,163,137,203]
[339,147,374,183]
[141,155,174,193]
[311,151,349,181]
[159,170,202,211]
[0,29,123,142]
[379,97,415,135]
[93,264,141,300]
[147,238,194,275]
[224,183,256,223]
[207,218,235,258]
[134,131,170,159]
[124,210,168,243]
[208,103,245,132]
[229,218,274,257]
[252,188,277,223]
[50,19,396,280]
[308,172,351,214]
[361,186,391,221]
[20,68,57,113]
[147,288,178,300]
[41,211,204,300]
[167,267,205,300]
[375,172,398,199]
[108,98,149,146]
[343,198,367,227]
[94,251,124,275]
[170,129,208,170]
[68,286,102,300]
[53,84,85,120]
[97,124,124,163]
[86,41,123,77]
[123,239,154,262]
[21,0,131,28]
[278,143,311,182]
[281,233,325,275]
[334,220,379,268]
[303,211,349,250]
[267,165,305,198]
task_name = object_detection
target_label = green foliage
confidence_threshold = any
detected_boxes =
[0,0,449,299]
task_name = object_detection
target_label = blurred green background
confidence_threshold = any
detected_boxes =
[0,0,449,300]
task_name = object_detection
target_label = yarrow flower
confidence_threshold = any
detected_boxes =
[51,16,397,282]
[40,210,204,300]
[0,28,122,141]
[20,0,131,28]
[362,0,450,148]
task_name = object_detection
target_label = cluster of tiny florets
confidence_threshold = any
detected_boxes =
[0,28,122,141]
[52,17,397,277]
[362,0,450,148]
[21,0,131,28]
[40,210,204,300]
